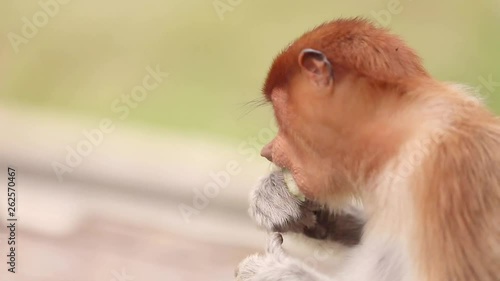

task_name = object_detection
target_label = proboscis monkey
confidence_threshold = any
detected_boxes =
[235,18,500,281]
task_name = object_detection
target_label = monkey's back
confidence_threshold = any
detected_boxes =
[415,105,500,281]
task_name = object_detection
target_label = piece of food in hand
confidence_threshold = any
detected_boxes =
[271,164,306,202]
[250,168,315,232]
[283,168,306,202]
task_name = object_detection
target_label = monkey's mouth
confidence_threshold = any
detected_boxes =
[270,163,305,201]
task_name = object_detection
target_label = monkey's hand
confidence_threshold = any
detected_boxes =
[249,171,319,234]
[235,233,331,281]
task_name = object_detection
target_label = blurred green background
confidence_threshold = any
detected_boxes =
[1,0,499,141]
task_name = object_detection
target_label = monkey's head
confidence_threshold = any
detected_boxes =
[261,18,430,204]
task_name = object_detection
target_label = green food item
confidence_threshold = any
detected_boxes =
[283,169,306,202]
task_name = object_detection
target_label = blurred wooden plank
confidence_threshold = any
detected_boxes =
[0,218,256,281]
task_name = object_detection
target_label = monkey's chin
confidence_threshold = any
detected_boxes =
[270,163,306,202]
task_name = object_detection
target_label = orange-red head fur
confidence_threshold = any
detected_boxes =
[263,18,430,202]
[263,18,429,98]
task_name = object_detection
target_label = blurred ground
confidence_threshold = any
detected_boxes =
[2,219,253,281]
[0,105,268,281]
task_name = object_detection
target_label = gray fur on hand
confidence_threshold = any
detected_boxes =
[249,171,364,245]
[248,171,319,233]
[235,233,331,281]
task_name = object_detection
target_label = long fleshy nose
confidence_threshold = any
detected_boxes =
[260,142,273,161]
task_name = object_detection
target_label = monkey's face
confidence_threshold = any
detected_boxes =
[260,19,428,203]
[262,49,362,202]
[262,50,415,203]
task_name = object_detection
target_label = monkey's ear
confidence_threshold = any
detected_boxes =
[298,48,333,87]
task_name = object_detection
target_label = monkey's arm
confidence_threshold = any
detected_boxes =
[235,233,333,281]
[249,171,364,246]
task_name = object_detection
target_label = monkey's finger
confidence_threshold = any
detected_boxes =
[300,209,317,229]
[304,200,323,212]
[266,232,284,255]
